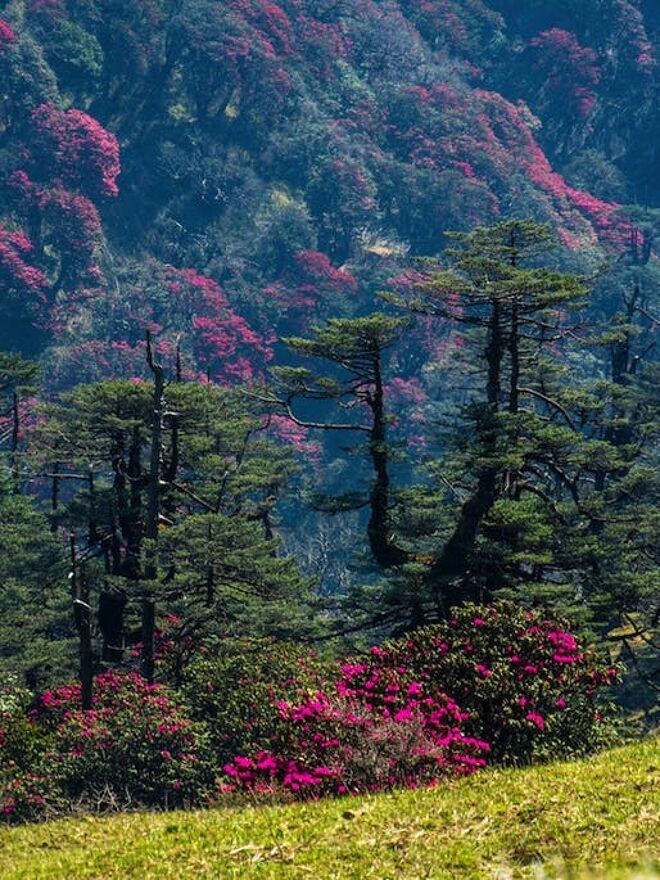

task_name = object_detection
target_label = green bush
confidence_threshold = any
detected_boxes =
[182,640,329,766]
[0,674,48,785]
[381,602,620,763]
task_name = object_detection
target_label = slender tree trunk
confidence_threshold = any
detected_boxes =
[127,426,143,580]
[509,299,520,415]
[87,465,99,545]
[428,298,503,607]
[70,534,93,710]
[77,566,93,711]
[367,350,408,568]
[506,297,522,506]
[142,332,164,683]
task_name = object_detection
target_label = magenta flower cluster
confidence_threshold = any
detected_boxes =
[0,223,47,297]
[222,645,490,798]
[377,603,620,763]
[0,18,17,46]
[1,670,211,821]
[31,104,121,199]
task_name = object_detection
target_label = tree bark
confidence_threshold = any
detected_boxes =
[70,533,93,710]
[367,349,408,568]
[427,298,503,608]
[142,331,164,683]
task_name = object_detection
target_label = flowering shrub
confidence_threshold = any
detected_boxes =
[183,641,329,765]
[529,29,601,119]
[0,773,63,824]
[30,103,120,198]
[0,224,48,298]
[0,19,17,47]
[40,259,274,385]
[188,606,615,799]
[294,250,357,296]
[0,671,213,822]
[7,171,102,291]
[222,689,487,798]
[208,643,489,799]
[38,671,213,804]
[377,602,620,763]
[175,268,273,382]
[262,250,358,334]
[37,186,102,285]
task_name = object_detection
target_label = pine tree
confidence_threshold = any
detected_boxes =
[0,353,70,688]
[269,314,410,570]
[28,359,316,683]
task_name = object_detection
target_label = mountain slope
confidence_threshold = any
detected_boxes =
[2,0,656,382]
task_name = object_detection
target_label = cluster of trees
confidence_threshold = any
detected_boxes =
[0,0,657,724]
[0,221,656,722]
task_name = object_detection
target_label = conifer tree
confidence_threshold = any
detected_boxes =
[28,361,315,682]
[384,220,657,639]
[269,314,410,569]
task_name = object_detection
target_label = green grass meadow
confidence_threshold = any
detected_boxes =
[0,739,657,880]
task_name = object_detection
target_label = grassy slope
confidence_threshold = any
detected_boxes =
[0,740,657,880]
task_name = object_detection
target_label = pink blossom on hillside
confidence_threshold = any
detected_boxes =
[294,250,357,294]
[267,414,321,458]
[0,19,17,45]
[0,225,47,296]
[166,268,273,383]
[529,29,601,119]
[224,663,488,798]
[454,160,476,179]
[31,104,121,198]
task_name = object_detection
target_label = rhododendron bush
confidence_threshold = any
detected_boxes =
[376,603,621,763]
[0,605,622,822]
[222,687,488,797]
[186,604,617,800]
[5,167,104,307]
[217,648,489,798]
[0,671,213,822]
[0,225,47,299]
[0,18,17,47]
[529,29,601,119]
[30,104,120,199]
[42,261,274,387]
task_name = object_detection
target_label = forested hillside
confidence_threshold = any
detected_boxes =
[1,0,658,364]
[0,0,657,827]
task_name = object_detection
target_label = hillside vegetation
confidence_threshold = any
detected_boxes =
[0,0,657,850]
[0,740,657,880]
[1,0,658,370]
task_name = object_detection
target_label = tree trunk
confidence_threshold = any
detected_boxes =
[427,298,503,608]
[367,349,408,568]
[70,534,93,710]
[142,332,164,683]
[77,567,94,711]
